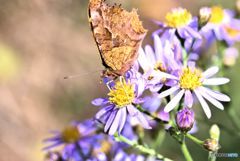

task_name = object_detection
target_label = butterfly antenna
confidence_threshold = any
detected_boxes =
[63,71,100,80]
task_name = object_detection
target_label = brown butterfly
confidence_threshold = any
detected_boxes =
[88,0,147,77]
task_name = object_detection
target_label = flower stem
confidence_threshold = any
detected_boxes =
[136,105,168,124]
[181,137,193,161]
[186,133,204,146]
[114,134,173,161]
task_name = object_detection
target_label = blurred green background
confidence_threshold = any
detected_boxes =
[0,0,239,161]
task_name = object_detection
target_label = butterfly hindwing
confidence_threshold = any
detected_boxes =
[88,0,147,76]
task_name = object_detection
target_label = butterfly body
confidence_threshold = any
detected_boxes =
[88,0,147,77]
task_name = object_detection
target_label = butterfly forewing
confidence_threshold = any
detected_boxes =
[88,0,147,76]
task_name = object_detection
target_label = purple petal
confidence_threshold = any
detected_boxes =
[95,105,114,119]
[91,98,108,106]
[108,109,123,135]
[185,26,202,39]
[127,105,138,116]
[149,84,163,92]
[135,111,152,129]
[104,109,117,133]
[117,108,127,133]
[184,90,193,107]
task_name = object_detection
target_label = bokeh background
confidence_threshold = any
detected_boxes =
[0,0,239,161]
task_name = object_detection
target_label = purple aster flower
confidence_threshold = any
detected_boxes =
[158,63,231,118]
[154,7,201,41]
[201,6,240,45]
[92,77,151,135]
[43,120,101,161]
[176,107,195,132]
[138,34,181,92]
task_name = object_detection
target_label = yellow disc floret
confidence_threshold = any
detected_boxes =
[209,6,224,24]
[62,126,81,143]
[165,8,192,28]
[108,79,135,107]
[224,26,240,38]
[179,68,202,90]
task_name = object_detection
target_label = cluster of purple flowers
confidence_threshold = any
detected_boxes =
[43,5,239,161]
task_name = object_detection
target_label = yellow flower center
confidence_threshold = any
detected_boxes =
[209,6,224,24]
[62,126,80,143]
[224,26,240,38]
[179,68,202,90]
[165,8,192,28]
[108,80,135,107]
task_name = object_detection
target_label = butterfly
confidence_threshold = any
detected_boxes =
[88,0,147,77]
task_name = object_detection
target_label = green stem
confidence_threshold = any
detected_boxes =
[186,133,204,146]
[181,137,193,161]
[136,105,168,124]
[153,129,165,150]
[114,134,173,161]
[208,152,217,161]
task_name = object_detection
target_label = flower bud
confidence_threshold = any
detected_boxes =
[223,47,239,67]
[199,7,211,28]
[210,124,220,141]
[176,108,195,132]
[203,139,220,151]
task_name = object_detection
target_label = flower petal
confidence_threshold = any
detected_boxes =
[108,109,123,135]
[153,34,163,61]
[185,26,202,39]
[104,109,117,133]
[127,105,138,116]
[91,98,107,106]
[200,86,230,102]
[194,89,211,118]
[203,78,230,85]
[164,89,185,112]
[198,89,224,110]
[157,71,179,80]
[145,45,156,64]
[184,90,193,107]
[202,66,219,78]
[117,108,127,133]
[138,48,151,71]
[158,86,180,98]
[95,105,114,120]
[135,111,152,129]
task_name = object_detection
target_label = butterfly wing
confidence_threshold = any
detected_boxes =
[88,0,147,76]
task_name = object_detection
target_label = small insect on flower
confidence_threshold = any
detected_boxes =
[158,64,231,118]
[88,0,147,77]
[92,77,151,135]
